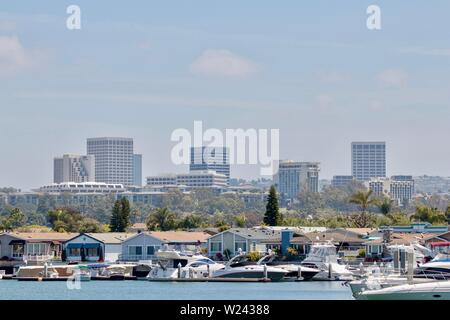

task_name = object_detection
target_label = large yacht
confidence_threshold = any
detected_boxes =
[300,242,355,281]
[211,252,288,281]
[357,280,450,300]
[256,252,320,281]
[147,250,225,279]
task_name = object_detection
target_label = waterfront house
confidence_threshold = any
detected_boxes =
[119,231,210,262]
[206,228,312,259]
[364,232,432,260]
[305,228,377,257]
[423,231,450,245]
[0,232,77,273]
[63,233,134,263]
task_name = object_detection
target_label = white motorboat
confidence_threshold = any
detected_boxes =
[415,260,450,279]
[147,250,225,279]
[358,280,450,300]
[300,243,355,281]
[256,253,320,281]
[211,253,288,281]
[348,263,438,298]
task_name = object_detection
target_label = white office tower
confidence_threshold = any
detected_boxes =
[351,142,386,181]
[277,161,320,200]
[53,154,95,183]
[190,147,230,184]
[87,137,134,186]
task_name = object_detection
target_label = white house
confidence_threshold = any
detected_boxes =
[63,233,134,262]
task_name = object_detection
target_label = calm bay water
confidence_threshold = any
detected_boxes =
[0,280,353,300]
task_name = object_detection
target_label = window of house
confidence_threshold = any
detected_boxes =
[210,242,222,252]
[11,244,24,258]
[86,248,99,257]
[234,241,247,252]
[69,248,81,256]
[27,243,48,255]
[128,246,143,256]
[147,246,160,256]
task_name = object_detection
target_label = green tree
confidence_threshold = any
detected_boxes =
[0,208,26,231]
[178,214,202,229]
[109,200,122,232]
[48,207,103,232]
[146,208,178,231]
[412,205,447,224]
[119,197,131,231]
[348,189,378,228]
[264,186,282,226]
[377,197,394,215]
[349,189,378,212]
[109,198,131,232]
[234,214,247,228]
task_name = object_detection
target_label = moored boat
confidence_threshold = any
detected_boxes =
[358,280,450,300]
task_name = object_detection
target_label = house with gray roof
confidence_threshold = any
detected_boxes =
[206,227,311,260]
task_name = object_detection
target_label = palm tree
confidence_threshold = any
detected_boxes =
[349,189,378,213]
[377,197,394,215]
[348,189,378,228]
[146,208,177,231]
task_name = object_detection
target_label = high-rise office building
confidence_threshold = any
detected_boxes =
[351,142,386,181]
[276,161,320,200]
[87,137,134,186]
[53,154,95,183]
[190,147,230,184]
[133,154,142,186]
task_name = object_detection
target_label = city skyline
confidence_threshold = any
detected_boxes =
[2,1,450,190]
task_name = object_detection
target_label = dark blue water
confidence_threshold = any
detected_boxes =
[0,280,353,300]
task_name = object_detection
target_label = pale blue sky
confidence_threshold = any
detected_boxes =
[1,1,450,190]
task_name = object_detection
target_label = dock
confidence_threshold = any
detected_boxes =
[16,277,70,282]
[148,277,272,283]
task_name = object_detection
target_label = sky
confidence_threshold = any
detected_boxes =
[1,1,450,190]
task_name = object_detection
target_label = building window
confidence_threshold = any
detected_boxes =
[234,241,247,253]
[86,248,99,257]
[210,242,222,252]
[69,248,81,256]
[147,246,160,256]
[11,244,24,258]
[128,246,143,256]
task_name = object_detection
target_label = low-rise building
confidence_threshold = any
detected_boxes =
[331,175,355,188]
[206,227,312,259]
[37,182,125,194]
[119,231,209,262]
[0,232,77,273]
[146,170,228,190]
[63,233,134,263]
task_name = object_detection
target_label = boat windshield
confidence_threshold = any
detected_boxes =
[309,245,337,257]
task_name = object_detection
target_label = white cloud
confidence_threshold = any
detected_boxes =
[377,68,409,88]
[190,49,260,78]
[0,35,33,77]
